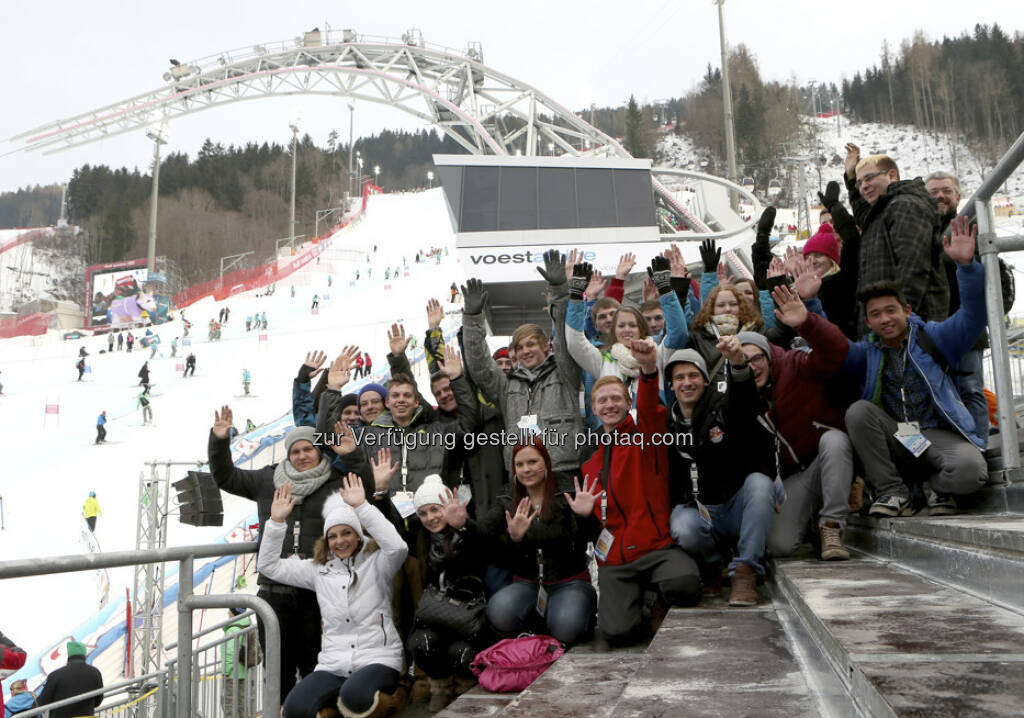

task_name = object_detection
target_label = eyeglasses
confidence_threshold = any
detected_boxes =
[856,170,886,189]
[747,353,769,366]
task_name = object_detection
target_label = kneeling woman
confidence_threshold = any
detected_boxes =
[478,438,598,645]
[258,476,408,718]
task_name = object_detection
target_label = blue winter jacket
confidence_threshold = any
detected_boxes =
[293,378,351,471]
[841,261,987,448]
[96,413,106,426]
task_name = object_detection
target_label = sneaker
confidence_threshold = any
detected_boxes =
[819,522,850,561]
[868,494,912,517]
[926,488,958,516]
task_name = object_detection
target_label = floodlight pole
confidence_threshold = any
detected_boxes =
[145,130,167,274]
[347,103,356,203]
[715,0,739,211]
[289,123,299,249]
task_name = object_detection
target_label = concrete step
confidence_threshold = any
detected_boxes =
[845,514,1024,612]
[774,557,1024,717]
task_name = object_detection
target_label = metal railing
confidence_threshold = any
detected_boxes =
[0,543,279,718]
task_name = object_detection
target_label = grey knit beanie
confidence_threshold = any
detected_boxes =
[284,426,317,454]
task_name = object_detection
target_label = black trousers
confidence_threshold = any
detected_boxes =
[256,587,322,700]
[86,516,97,532]
[96,425,106,443]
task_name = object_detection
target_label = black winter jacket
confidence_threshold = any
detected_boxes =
[36,657,103,718]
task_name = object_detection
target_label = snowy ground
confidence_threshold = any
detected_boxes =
[0,189,465,666]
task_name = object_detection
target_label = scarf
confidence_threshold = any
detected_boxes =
[710,314,739,335]
[273,455,332,504]
[608,342,643,378]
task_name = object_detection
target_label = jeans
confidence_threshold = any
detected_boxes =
[483,564,513,598]
[768,430,854,557]
[487,579,596,646]
[958,348,989,445]
[845,400,987,498]
[281,664,399,718]
[670,472,776,576]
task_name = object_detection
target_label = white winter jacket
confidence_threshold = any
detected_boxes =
[257,502,408,676]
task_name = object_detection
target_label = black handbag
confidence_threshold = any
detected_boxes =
[415,575,486,637]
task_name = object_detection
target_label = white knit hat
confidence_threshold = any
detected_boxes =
[321,492,363,540]
[413,474,447,511]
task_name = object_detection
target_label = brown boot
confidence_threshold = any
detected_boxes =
[427,677,455,713]
[728,563,758,606]
[820,522,850,561]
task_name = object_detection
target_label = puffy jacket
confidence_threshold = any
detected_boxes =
[666,363,773,506]
[1,633,27,717]
[36,657,103,718]
[257,503,408,676]
[208,432,368,586]
[96,414,106,426]
[580,371,674,566]
[5,689,36,717]
[842,260,987,449]
[756,313,850,476]
[847,176,948,324]
[82,497,102,519]
[462,283,584,477]
[221,615,252,679]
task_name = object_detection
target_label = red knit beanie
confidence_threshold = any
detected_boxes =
[803,223,840,265]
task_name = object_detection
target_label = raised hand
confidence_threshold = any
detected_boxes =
[783,246,802,276]
[213,405,234,439]
[441,344,463,380]
[569,261,593,301]
[699,239,721,274]
[647,255,672,295]
[461,278,488,315]
[716,261,729,284]
[370,447,398,493]
[441,487,468,529]
[426,298,444,330]
[505,497,537,542]
[629,338,658,375]
[642,277,658,302]
[817,181,841,210]
[767,255,786,279]
[298,350,327,384]
[538,249,568,286]
[388,323,410,356]
[564,475,602,517]
[756,206,777,236]
[772,284,808,329]
[270,483,296,522]
[792,257,822,300]
[944,215,978,265]
[615,252,636,280]
[331,421,357,456]
[844,143,861,179]
[665,243,690,278]
[716,335,745,364]
[584,269,607,301]
[340,473,366,508]
[327,349,356,390]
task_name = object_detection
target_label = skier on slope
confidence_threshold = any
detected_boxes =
[76,357,86,381]
[242,368,252,396]
[138,392,153,425]
[138,361,151,394]
[184,353,196,377]
[95,411,107,444]
[83,492,102,533]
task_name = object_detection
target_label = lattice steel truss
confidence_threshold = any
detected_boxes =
[9,28,721,232]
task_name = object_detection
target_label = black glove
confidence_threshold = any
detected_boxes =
[461,278,488,315]
[699,239,721,274]
[756,206,777,237]
[646,256,673,295]
[297,363,316,384]
[537,249,567,286]
[569,262,593,301]
[817,181,841,211]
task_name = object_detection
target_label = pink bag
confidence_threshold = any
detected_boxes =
[471,636,565,692]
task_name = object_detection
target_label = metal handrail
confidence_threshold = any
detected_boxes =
[14,670,165,718]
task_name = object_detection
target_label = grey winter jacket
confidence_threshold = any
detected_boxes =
[847,176,948,326]
[462,283,584,477]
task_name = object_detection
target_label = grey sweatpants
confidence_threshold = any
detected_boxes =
[845,400,987,498]
[768,429,854,557]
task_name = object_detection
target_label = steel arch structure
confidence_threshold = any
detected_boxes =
[10,28,752,234]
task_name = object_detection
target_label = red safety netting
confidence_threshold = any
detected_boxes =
[0,311,53,338]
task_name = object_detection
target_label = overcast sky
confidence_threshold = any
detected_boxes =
[2,0,1022,194]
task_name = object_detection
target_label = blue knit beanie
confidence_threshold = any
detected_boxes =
[358,383,386,403]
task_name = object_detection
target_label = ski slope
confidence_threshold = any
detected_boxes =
[0,188,466,682]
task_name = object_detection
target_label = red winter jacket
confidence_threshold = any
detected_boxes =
[1,631,28,715]
[581,371,674,566]
[760,313,850,476]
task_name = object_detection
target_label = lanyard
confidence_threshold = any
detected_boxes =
[400,441,408,492]
[292,518,301,556]
[680,451,699,501]
[600,491,608,527]
[536,549,544,583]
[899,343,911,423]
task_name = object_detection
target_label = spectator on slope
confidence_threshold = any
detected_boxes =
[405,477,488,712]
[1,631,28,718]
[363,352,373,379]
[184,352,196,377]
[258,479,406,718]
[209,405,366,702]
[311,295,319,312]
[76,357,86,382]
[844,143,948,327]
[574,341,702,646]
[138,361,151,394]
[107,333,114,352]
[36,642,103,718]
[170,336,179,357]
[246,315,252,332]
[843,216,988,518]
[95,411,107,444]
[126,332,135,352]
[739,286,854,561]
[664,341,776,607]
[83,491,102,533]
[117,331,124,350]
[354,352,365,379]
[79,346,88,358]
[261,312,267,330]
[461,250,585,491]
[686,284,763,388]
[242,368,252,396]
[477,438,597,646]
[927,170,1014,445]
[148,334,161,359]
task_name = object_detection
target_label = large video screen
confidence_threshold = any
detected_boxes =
[90,268,157,328]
